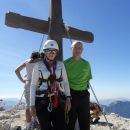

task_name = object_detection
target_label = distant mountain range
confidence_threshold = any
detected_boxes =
[1,98,25,110]
[1,98,130,118]
[99,97,130,106]
[102,100,130,118]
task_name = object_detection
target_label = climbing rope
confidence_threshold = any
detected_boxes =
[38,16,53,52]
[38,34,45,53]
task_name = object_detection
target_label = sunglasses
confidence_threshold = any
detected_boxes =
[44,49,57,54]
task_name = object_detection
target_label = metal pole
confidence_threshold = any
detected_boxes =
[89,83,112,130]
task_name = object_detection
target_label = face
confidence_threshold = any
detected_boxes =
[44,49,57,61]
[72,42,83,57]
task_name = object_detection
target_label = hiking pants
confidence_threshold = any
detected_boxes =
[68,89,90,130]
[35,97,67,130]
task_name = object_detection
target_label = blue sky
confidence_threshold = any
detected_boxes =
[0,0,130,100]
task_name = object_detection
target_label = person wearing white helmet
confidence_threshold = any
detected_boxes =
[64,40,92,130]
[30,40,71,130]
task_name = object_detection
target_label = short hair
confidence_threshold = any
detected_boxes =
[40,52,45,59]
[71,40,83,48]
[30,51,40,59]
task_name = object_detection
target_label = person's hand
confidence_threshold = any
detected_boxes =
[65,97,71,113]
[21,79,26,84]
[23,80,26,84]
[31,106,36,117]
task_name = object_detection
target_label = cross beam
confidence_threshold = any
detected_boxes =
[5,0,94,60]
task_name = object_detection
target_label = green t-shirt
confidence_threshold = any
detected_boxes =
[64,58,92,91]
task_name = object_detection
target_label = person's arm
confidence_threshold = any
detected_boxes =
[95,105,101,115]
[30,63,40,116]
[30,63,40,106]
[62,63,71,97]
[87,62,92,89]
[15,62,26,83]
[62,63,71,112]
[88,62,92,80]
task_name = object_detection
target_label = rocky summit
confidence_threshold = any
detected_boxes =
[0,105,130,130]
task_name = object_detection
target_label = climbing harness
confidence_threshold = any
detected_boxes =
[37,59,64,112]
[7,14,54,130]
[47,95,53,112]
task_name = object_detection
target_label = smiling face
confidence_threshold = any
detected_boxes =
[44,49,58,61]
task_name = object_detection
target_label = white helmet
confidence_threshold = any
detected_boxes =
[43,40,59,51]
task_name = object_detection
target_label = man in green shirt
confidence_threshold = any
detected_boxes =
[64,41,92,130]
